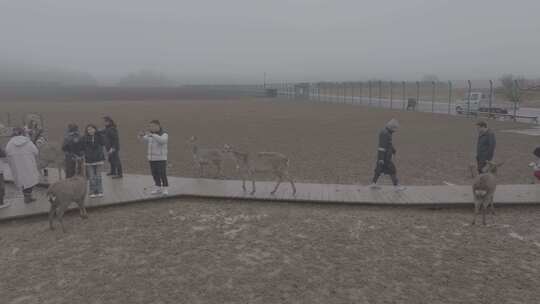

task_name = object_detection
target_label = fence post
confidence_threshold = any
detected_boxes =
[431,81,436,113]
[467,80,472,118]
[378,80,382,107]
[368,81,372,106]
[402,81,406,110]
[489,80,493,117]
[390,81,393,109]
[343,82,347,103]
[416,81,420,111]
[359,82,363,105]
[513,80,518,122]
[448,81,452,114]
[351,83,355,104]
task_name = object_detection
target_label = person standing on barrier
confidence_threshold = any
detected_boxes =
[139,120,169,196]
[369,119,406,191]
[476,121,496,174]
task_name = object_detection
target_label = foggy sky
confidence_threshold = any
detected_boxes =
[1,0,539,84]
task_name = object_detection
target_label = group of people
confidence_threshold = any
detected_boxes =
[0,117,171,208]
[368,119,498,190]
[0,113,529,209]
[60,117,123,198]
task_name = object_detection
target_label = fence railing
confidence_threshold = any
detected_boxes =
[263,80,537,124]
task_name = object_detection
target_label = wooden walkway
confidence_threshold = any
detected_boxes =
[1,169,540,221]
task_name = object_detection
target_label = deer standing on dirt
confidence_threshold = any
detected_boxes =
[47,157,88,232]
[471,160,503,225]
[187,136,226,178]
[224,144,296,196]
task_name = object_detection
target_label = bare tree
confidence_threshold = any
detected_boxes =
[498,74,526,103]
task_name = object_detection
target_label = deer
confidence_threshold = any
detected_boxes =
[47,157,88,232]
[223,144,296,196]
[187,136,226,178]
[471,160,503,226]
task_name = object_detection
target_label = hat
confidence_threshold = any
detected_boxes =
[11,127,25,136]
[476,121,488,128]
[68,123,79,132]
[386,118,399,129]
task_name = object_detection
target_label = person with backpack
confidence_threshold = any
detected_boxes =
[62,123,84,178]
[82,124,106,198]
[138,120,169,196]
[102,116,123,179]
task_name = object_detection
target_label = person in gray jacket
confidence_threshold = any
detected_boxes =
[369,119,406,191]
[476,121,496,174]
[139,120,169,196]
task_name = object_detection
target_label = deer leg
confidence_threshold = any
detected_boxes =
[198,164,204,177]
[284,171,296,195]
[215,162,223,179]
[57,206,67,233]
[489,194,496,215]
[78,201,88,219]
[271,173,283,195]
[49,205,56,230]
[472,200,479,225]
[241,171,247,191]
[250,171,256,195]
[482,200,487,226]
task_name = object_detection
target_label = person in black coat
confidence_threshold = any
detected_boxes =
[102,116,123,178]
[83,124,106,197]
[62,123,84,178]
[369,119,406,191]
[476,121,496,174]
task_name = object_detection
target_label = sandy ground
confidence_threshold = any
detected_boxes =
[0,98,538,186]
[0,198,539,304]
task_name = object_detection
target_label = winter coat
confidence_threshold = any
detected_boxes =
[62,131,84,159]
[477,129,496,162]
[0,147,6,175]
[141,132,168,161]
[376,127,396,163]
[82,134,105,165]
[5,136,40,189]
[103,125,120,152]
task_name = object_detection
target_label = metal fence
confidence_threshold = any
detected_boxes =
[265,80,537,124]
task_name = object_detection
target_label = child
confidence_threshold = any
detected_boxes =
[0,146,8,208]
[139,120,169,195]
[529,147,540,183]
[82,124,106,198]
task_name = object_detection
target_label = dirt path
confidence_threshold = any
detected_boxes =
[0,199,539,303]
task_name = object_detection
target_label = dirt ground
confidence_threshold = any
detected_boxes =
[1,98,540,303]
[0,198,539,304]
[0,98,537,185]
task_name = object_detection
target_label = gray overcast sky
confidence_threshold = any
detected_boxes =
[1,0,539,84]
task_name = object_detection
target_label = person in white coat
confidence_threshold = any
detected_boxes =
[138,120,169,195]
[0,146,8,208]
[6,127,40,203]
